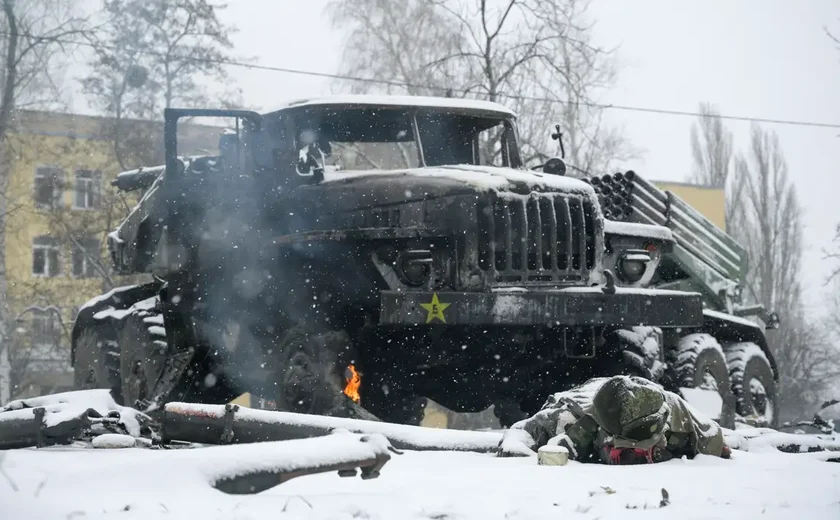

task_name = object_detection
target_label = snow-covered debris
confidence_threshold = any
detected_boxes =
[0,390,150,448]
[92,433,137,449]
[163,402,503,453]
[723,425,840,454]
[2,389,120,415]
[202,433,396,494]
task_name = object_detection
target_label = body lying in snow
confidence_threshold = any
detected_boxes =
[498,375,731,464]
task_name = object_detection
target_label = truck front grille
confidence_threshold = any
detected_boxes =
[477,193,598,283]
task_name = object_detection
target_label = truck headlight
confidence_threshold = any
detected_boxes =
[397,249,432,287]
[617,249,652,283]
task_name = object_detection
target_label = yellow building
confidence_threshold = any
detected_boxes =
[653,180,727,231]
[2,110,219,400]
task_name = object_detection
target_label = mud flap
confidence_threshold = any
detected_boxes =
[136,350,195,412]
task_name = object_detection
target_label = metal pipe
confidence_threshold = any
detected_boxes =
[161,402,504,453]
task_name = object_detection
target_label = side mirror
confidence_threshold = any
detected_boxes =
[766,311,780,330]
[542,157,566,176]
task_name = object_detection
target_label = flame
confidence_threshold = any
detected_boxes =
[344,365,361,403]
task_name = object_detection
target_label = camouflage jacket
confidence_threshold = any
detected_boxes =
[499,377,729,462]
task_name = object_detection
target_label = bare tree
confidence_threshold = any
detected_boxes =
[327,0,635,174]
[689,102,733,188]
[0,0,88,404]
[827,23,840,284]
[824,223,840,287]
[82,0,241,170]
[729,124,840,420]
[688,102,740,231]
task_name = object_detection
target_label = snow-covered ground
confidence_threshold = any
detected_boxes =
[2,436,839,520]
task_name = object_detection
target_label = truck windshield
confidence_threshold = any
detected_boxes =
[286,106,518,171]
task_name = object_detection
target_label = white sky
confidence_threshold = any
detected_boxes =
[70,0,840,312]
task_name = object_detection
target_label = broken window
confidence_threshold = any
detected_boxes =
[72,237,100,278]
[32,236,61,277]
[34,166,64,209]
[73,169,101,209]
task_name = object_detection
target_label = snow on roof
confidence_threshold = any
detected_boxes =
[267,94,517,118]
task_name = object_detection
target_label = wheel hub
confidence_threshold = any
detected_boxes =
[749,378,773,422]
[700,371,719,392]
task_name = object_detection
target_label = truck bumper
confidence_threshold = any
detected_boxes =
[379,287,703,327]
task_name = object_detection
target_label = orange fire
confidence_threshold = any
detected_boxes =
[344,365,361,403]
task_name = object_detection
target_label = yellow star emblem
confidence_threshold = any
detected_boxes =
[420,293,450,323]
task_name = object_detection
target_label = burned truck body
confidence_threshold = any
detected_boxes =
[70,95,777,428]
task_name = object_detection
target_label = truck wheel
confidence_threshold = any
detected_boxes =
[73,322,121,398]
[119,312,168,408]
[725,342,778,427]
[274,327,376,420]
[670,333,736,428]
[607,326,665,381]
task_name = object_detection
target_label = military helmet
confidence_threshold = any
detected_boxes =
[591,375,669,449]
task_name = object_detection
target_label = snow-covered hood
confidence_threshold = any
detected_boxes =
[320,164,595,196]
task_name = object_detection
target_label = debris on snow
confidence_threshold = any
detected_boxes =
[92,434,137,449]
[205,433,396,494]
[163,402,503,453]
[0,390,152,449]
[723,424,840,454]
[537,445,569,466]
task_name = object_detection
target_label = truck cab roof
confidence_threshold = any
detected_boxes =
[265,94,517,119]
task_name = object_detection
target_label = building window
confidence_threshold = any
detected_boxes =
[73,169,101,210]
[72,237,100,278]
[34,166,64,209]
[32,236,60,277]
[29,308,62,347]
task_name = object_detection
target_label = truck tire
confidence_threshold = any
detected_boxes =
[608,326,665,381]
[119,312,168,409]
[725,342,778,427]
[73,321,121,398]
[670,333,736,428]
[274,327,377,420]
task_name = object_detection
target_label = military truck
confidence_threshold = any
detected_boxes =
[70,95,778,428]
